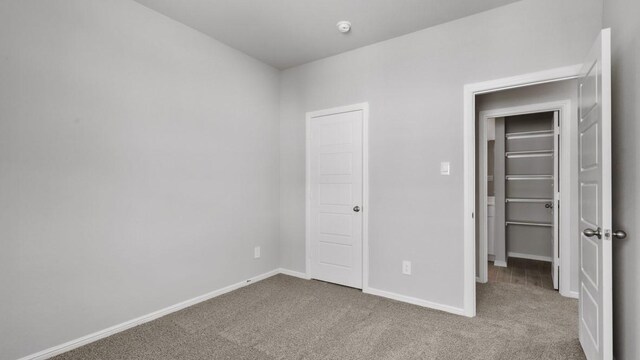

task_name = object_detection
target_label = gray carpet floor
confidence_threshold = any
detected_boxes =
[54,274,584,360]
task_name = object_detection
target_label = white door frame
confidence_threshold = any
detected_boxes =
[305,102,370,290]
[463,65,582,317]
[477,100,573,299]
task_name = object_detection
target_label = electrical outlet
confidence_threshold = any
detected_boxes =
[254,246,261,259]
[402,260,411,275]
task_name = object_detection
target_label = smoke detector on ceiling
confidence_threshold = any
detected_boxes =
[336,21,352,33]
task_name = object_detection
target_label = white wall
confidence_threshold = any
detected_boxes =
[603,0,640,358]
[279,0,602,310]
[0,1,280,359]
[476,80,580,294]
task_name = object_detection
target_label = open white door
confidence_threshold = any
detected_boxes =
[578,28,612,360]
[552,111,559,290]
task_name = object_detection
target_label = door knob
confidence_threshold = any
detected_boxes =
[583,227,602,239]
[612,230,627,239]
[353,206,360,212]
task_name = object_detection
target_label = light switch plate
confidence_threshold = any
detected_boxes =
[440,161,450,175]
[254,246,261,259]
[402,260,411,275]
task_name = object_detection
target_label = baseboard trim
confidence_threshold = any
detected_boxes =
[278,268,311,280]
[363,287,465,316]
[561,290,579,299]
[508,252,552,263]
[278,271,465,317]
[17,269,281,360]
[18,268,467,360]
[494,260,508,267]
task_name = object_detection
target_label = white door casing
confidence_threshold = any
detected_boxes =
[552,110,560,290]
[477,102,571,289]
[306,104,367,289]
[578,29,612,360]
[465,66,586,316]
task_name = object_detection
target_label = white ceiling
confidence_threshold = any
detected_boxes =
[134,0,522,70]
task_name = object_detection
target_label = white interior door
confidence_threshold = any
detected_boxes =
[578,28,612,360]
[308,108,363,289]
[552,110,559,290]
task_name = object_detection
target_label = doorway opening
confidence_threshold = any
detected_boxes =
[471,82,583,357]
[474,81,578,301]
[478,109,564,291]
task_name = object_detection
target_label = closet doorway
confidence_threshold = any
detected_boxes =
[477,99,574,297]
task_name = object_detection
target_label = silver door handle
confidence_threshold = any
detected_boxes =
[612,230,627,239]
[583,227,602,239]
[353,206,360,212]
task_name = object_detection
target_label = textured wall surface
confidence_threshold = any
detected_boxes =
[0,1,280,359]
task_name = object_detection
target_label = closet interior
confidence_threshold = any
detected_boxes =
[493,111,559,289]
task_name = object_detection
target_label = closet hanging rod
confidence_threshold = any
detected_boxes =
[505,150,553,158]
[505,129,554,140]
[505,175,553,180]
[506,221,553,227]
[505,198,553,203]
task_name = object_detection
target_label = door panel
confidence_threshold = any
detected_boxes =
[578,29,612,360]
[309,109,363,289]
[580,121,599,170]
[581,235,599,289]
[318,183,353,205]
[580,61,599,118]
